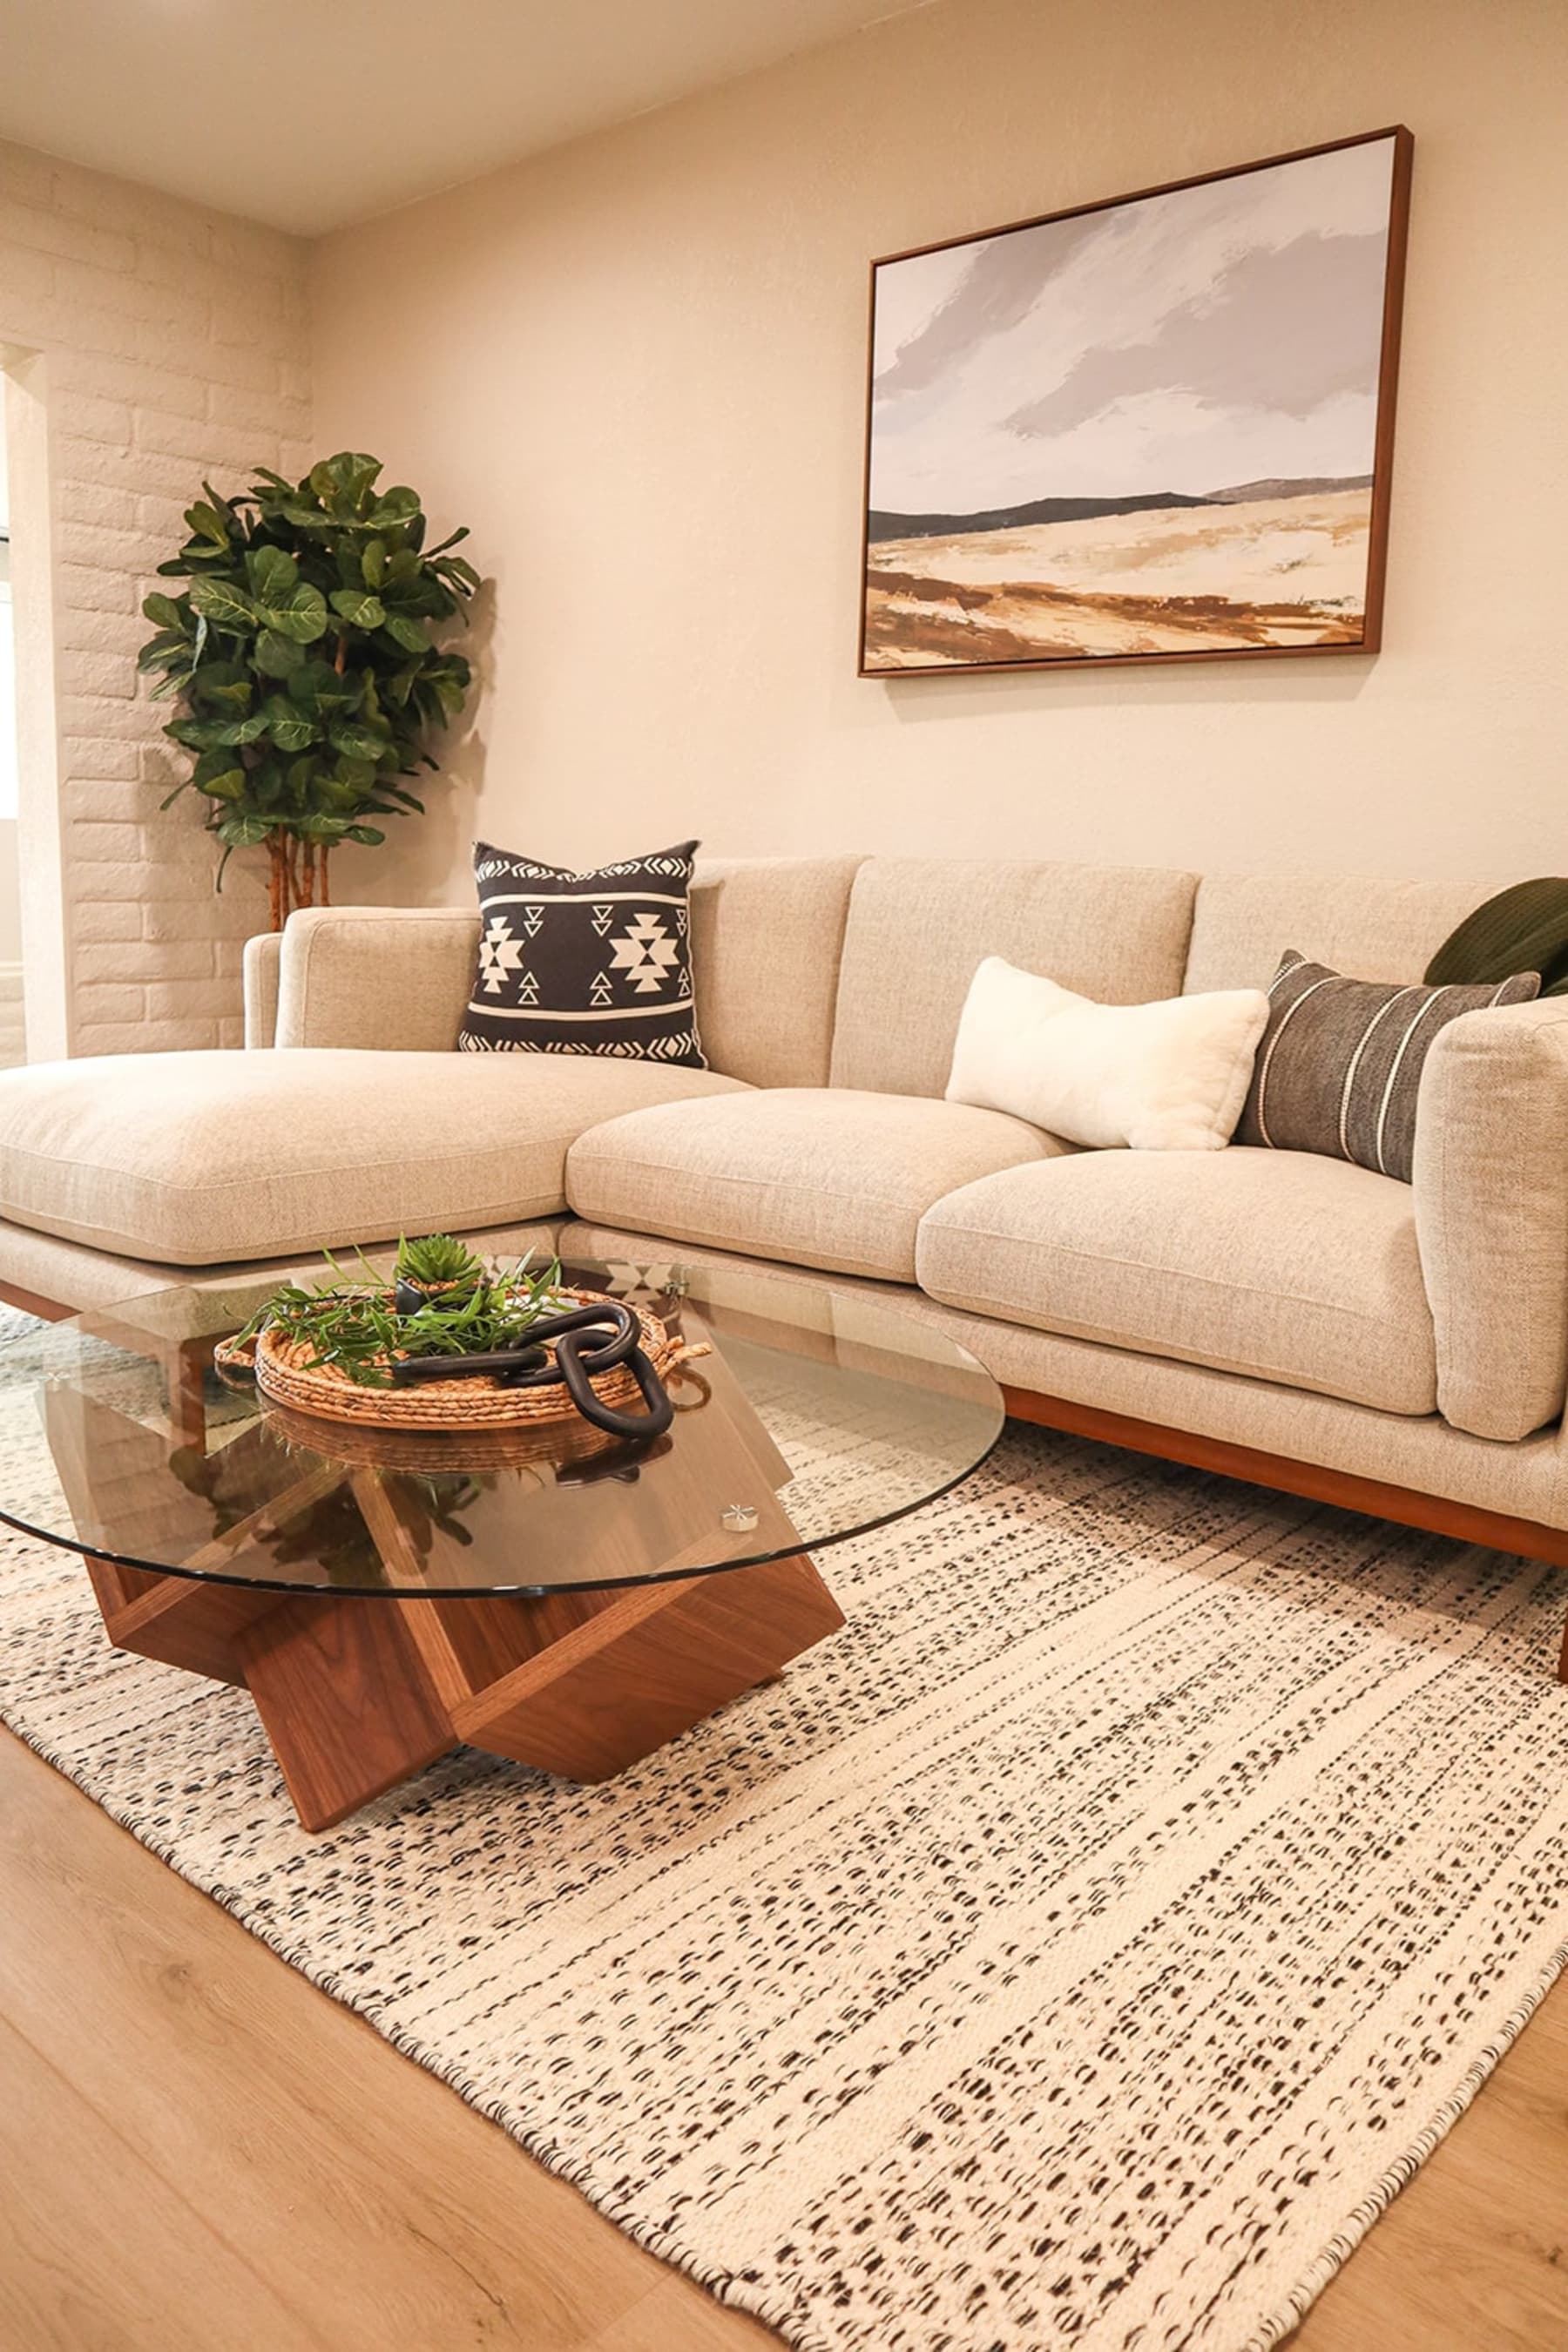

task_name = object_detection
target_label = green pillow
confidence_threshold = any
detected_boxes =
[1425,877,1568,997]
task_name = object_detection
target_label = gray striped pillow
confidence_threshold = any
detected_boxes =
[1236,952,1539,1183]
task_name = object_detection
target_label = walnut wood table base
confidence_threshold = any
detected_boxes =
[81,1551,845,1832]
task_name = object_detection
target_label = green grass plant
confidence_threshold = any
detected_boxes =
[237,1241,570,1388]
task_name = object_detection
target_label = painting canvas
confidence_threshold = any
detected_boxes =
[861,129,1411,674]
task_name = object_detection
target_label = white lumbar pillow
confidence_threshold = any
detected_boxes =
[945,956,1270,1152]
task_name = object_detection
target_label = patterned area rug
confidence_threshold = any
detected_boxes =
[2,1304,1567,2352]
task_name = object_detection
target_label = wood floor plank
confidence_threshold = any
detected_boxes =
[0,1727,747,2351]
[0,2012,316,2352]
[587,2279,781,2351]
[1,1722,1564,2351]
[1286,1995,1568,2351]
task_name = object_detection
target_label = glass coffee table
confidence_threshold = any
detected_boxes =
[0,1256,1001,1830]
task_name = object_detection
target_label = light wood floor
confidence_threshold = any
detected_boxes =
[1,1724,1564,2352]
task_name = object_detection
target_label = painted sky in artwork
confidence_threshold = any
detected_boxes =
[869,139,1396,517]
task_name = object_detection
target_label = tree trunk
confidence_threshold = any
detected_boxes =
[267,835,288,932]
[263,823,349,926]
[267,833,324,929]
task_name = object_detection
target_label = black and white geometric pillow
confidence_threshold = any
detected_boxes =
[457,838,706,1064]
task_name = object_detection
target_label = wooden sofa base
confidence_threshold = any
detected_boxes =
[0,1279,78,1324]
[1004,1386,1568,1682]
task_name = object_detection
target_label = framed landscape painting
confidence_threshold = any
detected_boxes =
[860,127,1412,676]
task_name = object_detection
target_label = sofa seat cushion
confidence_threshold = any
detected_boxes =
[0,1050,748,1266]
[566,1087,1061,1281]
[916,1146,1436,1413]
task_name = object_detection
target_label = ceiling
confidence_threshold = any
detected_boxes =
[0,0,935,237]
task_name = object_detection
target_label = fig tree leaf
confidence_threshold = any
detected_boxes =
[140,591,186,632]
[137,630,188,672]
[381,612,428,654]
[329,723,390,763]
[253,627,305,679]
[262,698,318,753]
[253,582,328,643]
[246,544,299,603]
[329,588,385,629]
[188,576,256,631]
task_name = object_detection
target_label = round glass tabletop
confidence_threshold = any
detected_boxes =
[0,1255,1003,1598]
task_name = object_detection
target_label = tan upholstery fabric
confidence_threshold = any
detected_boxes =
[0,1051,746,1265]
[268,860,861,1073]
[559,1219,1568,1531]
[1415,999,1568,1440]
[566,1087,1061,1281]
[829,858,1198,1098]
[0,1217,566,1314]
[1182,874,1506,996]
[689,856,864,1085]
[242,931,280,1048]
[277,907,483,1051]
[917,1147,1436,1413]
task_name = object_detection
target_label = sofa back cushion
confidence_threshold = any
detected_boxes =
[828,858,1199,1099]
[690,855,864,1087]
[1182,874,1505,995]
[277,906,483,1051]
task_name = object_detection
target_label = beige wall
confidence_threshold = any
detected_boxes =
[0,140,309,1055]
[3,0,1561,1051]
[312,0,1565,902]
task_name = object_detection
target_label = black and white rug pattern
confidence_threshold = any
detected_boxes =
[2,1308,1566,2352]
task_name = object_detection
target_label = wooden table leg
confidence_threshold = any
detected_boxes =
[84,1549,845,1832]
[239,1598,458,1832]
[451,1551,844,1782]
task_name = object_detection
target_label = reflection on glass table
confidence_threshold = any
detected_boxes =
[0,1257,1002,1829]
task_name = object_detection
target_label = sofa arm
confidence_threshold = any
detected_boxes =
[1414,999,1568,1440]
[274,905,481,1051]
[243,932,281,1047]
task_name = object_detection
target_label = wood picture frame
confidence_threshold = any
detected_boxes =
[859,125,1414,678]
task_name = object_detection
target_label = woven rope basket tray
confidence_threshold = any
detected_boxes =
[260,1401,679,1477]
[248,1288,699,1434]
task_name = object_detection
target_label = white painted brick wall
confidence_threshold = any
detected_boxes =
[0,139,312,1056]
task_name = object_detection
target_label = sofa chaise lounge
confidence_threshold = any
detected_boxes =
[2,853,1565,1672]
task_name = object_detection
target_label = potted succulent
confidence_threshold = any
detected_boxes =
[392,1233,486,1317]
[137,451,481,926]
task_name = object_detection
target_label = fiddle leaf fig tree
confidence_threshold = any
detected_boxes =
[138,451,480,927]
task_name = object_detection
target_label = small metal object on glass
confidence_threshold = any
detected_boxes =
[0,1259,1001,1831]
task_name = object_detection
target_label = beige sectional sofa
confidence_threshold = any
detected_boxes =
[2,854,1565,1663]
